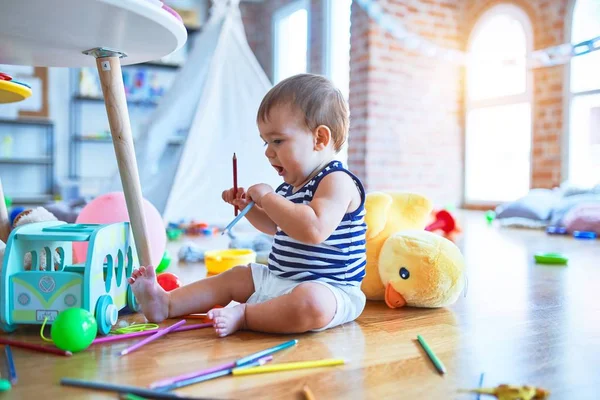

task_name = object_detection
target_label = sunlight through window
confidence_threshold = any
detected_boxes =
[568,0,600,187]
[465,5,532,204]
[273,1,308,84]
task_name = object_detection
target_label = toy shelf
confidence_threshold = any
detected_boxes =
[0,0,188,267]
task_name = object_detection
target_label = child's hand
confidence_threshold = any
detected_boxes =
[222,187,252,210]
[247,184,275,207]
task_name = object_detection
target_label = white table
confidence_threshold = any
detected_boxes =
[0,0,187,265]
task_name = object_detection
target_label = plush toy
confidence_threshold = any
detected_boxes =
[0,207,61,271]
[361,192,466,308]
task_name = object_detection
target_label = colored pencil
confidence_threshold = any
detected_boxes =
[119,320,186,356]
[4,345,16,384]
[92,323,211,345]
[234,339,298,366]
[120,394,148,400]
[157,356,272,392]
[477,372,485,400]
[416,334,446,375]
[233,153,238,216]
[303,385,316,400]
[150,339,297,389]
[232,358,345,376]
[221,201,255,235]
[0,337,72,357]
[60,378,217,399]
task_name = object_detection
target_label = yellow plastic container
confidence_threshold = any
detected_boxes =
[204,249,256,275]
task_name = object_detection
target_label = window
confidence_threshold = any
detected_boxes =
[324,0,351,100]
[324,0,352,165]
[567,0,600,187]
[272,0,308,84]
[465,5,533,204]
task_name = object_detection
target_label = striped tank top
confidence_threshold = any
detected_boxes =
[268,160,367,287]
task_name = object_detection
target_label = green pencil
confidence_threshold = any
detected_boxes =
[416,335,446,375]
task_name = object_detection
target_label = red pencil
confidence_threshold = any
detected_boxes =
[0,337,72,356]
[233,153,239,216]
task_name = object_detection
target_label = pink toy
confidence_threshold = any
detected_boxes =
[563,203,600,234]
[73,192,166,267]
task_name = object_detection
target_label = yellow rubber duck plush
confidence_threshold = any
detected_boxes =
[361,192,466,308]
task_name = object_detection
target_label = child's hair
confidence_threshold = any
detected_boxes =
[257,73,349,152]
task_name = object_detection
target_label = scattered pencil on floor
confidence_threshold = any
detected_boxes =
[119,320,187,356]
[302,384,316,400]
[4,345,17,384]
[231,358,344,376]
[0,338,72,357]
[416,334,446,375]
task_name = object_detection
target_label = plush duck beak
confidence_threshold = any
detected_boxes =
[385,282,406,308]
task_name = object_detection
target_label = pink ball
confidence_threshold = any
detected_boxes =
[73,192,166,267]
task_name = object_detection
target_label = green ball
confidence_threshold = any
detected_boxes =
[51,308,97,353]
[0,379,11,392]
[485,210,496,224]
[156,250,172,273]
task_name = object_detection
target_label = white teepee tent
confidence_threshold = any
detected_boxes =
[108,0,280,225]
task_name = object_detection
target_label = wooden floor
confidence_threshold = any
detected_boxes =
[2,210,599,399]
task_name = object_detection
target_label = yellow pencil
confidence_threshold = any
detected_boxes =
[231,358,345,376]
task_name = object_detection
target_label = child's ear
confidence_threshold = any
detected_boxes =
[314,125,331,151]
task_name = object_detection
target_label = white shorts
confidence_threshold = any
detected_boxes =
[246,263,366,331]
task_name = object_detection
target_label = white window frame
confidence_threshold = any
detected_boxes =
[464,4,534,205]
[562,0,600,183]
[272,0,309,84]
[323,0,351,165]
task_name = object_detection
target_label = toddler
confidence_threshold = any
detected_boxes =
[129,73,367,337]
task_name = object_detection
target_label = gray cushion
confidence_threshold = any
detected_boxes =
[495,189,560,221]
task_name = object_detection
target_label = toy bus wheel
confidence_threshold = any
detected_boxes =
[0,321,16,333]
[95,295,118,335]
[127,285,140,312]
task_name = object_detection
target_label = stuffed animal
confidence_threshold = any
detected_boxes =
[361,192,466,308]
[0,207,61,271]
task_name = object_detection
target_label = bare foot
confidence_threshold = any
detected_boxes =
[208,304,247,337]
[128,265,170,322]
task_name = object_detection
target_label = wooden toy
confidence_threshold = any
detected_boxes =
[0,221,141,335]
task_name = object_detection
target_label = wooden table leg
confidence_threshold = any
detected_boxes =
[92,54,153,267]
[0,178,10,243]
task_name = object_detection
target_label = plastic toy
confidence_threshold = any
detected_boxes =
[425,210,456,234]
[361,192,466,308]
[546,226,567,235]
[204,249,256,275]
[156,272,181,292]
[50,308,97,352]
[177,243,205,263]
[0,379,10,392]
[460,384,550,399]
[573,230,597,239]
[73,192,166,268]
[485,210,496,225]
[534,252,568,265]
[0,221,141,335]
[156,250,171,273]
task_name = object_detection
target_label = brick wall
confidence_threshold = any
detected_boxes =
[350,0,464,206]
[240,0,571,206]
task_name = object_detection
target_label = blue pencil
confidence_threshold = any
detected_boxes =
[221,201,255,235]
[235,339,298,366]
[4,346,16,384]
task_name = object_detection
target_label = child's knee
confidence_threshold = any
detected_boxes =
[293,284,336,330]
